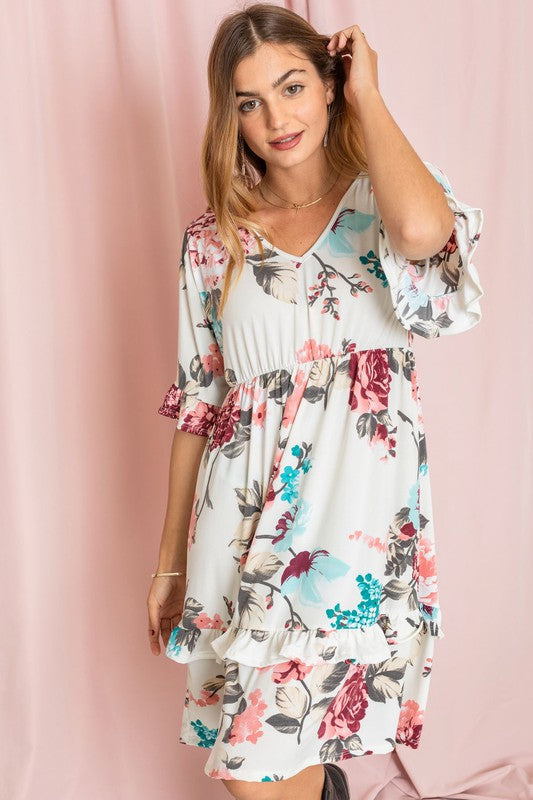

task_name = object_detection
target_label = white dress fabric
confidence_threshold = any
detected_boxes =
[157,161,484,782]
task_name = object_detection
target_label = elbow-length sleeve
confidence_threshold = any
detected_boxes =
[377,160,485,338]
[157,228,231,437]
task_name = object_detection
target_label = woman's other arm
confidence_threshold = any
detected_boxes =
[156,428,206,573]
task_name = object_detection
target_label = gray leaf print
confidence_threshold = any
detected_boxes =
[237,584,265,626]
[365,656,409,702]
[264,713,301,734]
[248,249,299,304]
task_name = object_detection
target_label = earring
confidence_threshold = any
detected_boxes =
[323,104,332,148]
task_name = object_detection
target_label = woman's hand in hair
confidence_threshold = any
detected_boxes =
[326,24,379,114]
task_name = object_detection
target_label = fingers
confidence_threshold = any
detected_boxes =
[160,616,171,648]
[326,25,367,55]
[147,601,162,655]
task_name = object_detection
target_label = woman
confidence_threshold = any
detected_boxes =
[147,4,484,798]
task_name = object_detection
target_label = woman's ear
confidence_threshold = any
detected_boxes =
[325,76,335,105]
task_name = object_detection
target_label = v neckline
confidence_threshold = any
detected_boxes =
[255,173,365,262]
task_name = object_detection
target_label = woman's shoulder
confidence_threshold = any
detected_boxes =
[185,207,218,245]
[185,205,259,260]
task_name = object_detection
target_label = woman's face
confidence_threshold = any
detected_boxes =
[233,42,335,171]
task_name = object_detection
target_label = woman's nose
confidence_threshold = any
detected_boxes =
[265,103,289,131]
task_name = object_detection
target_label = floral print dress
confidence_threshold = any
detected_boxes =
[157,161,484,782]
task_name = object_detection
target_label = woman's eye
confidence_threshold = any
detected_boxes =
[239,84,304,113]
[239,99,259,113]
[286,83,304,95]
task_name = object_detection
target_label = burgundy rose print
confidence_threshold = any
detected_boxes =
[317,663,369,739]
[348,349,391,413]
[348,349,396,460]
[209,390,241,451]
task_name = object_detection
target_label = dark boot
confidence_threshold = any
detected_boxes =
[321,763,350,800]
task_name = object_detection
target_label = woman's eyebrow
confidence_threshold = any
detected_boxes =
[235,68,308,97]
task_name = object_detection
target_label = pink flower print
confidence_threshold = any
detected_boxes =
[190,686,221,707]
[349,529,386,552]
[318,663,369,739]
[252,401,267,428]
[417,535,439,604]
[433,295,449,312]
[296,339,334,362]
[201,341,224,378]
[192,612,226,630]
[193,613,212,629]
[282,369,307,428]
[396,699,424,748]
[407,262,421,281]
[272,659,313,684]
[238,226,261,256]
[207,767,234,780]
[439,226,458,257]
[410,368,419,403]
[181,401,220,437]
[418,535,437,580]
[228,688,268,746]
[203,272,220,291]
[349,349,391,413]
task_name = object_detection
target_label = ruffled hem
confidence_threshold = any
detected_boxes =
[166,601,444,667]
[378,162,484,339]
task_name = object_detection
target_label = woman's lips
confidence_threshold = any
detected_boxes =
[269,131,303,150]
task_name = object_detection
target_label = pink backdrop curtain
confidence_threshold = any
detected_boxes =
[2,1,531,798]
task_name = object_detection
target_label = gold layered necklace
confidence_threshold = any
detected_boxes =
[257,171,341,213]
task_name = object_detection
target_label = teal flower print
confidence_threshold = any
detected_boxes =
[419,603,439,623]
[166,630,182,658]
[281,548,350,606]
[190,718,219,748]
[399,270,430,312]
[272,497,312,553]
[407,479,420,528]
[324,209,376,257]
[326,573,382,628]
[288,442,312,473]
[360,250,389,288]
[280,465,300,502]
[199,289,223,351]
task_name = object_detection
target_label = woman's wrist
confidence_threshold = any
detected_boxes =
[156,560,186,573]
[151,569,185,578]
[157,537,187,575]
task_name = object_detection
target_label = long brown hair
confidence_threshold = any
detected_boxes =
[201,2,368,320]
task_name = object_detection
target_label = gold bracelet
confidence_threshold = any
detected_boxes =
[151,571,184,577]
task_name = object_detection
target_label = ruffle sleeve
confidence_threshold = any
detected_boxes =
[158,228,231,437]
[377,160,484,338]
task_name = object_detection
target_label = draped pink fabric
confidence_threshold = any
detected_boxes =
[1,1,531,798]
